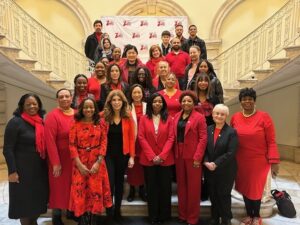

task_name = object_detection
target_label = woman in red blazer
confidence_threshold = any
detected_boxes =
[103,90,135,221]
[138,92,175,224]
[173,91,207,225]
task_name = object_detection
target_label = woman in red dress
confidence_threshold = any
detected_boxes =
[71,74,95,109]
[158,73,182,119]
[126,84,147,202]
[146,45,165,79]
[69,98,112,225]
[87,61,107,102]
[230,88,280,225]
[45,89,75,225]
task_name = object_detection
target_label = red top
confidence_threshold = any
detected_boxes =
[146,57,165,79]
[158,89,182,118]
[214,128,221,145]
[165,50,190,78]
[230,111,280,200]
[45,108,74,209]
[87,77,101,101]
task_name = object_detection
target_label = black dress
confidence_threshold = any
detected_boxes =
[3,116,48,219]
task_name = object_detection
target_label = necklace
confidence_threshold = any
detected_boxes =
[242,109,256,117]
[58,107,73,115]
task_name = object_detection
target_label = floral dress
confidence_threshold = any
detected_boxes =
[69,120,112,216]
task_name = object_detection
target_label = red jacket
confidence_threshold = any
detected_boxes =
[138,115,175,166]
[103,117,135,157]
[173,110,207,161]
[165,50,190,78]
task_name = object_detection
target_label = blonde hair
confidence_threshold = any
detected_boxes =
[213,104,229,116]
[103,90,130,123]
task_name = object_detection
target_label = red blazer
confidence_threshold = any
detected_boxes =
[103,116,135,157]
[173,110,207,161]
[138,115,175,166]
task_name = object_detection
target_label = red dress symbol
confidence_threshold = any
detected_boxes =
[69,120,112,216]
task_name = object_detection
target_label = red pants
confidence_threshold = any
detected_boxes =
[176,157,202,224]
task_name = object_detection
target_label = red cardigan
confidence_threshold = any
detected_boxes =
[173,110,207,161]
[102,116,135,157]
[138,115,175,166]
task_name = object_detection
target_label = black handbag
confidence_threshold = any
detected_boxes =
[271,189,296,218]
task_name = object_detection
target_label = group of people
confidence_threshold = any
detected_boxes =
[3,19,280,225]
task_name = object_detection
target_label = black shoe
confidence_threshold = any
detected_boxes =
[127,185,135,202]
[208,218,220,225]
[66,210,79,222]
[113,209,123,222]
[138,185,147,202]
[52,215,64,225]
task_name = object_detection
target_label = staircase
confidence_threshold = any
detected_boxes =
[212,0,300,102]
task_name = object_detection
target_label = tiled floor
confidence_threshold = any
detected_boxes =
[0,161,299,225]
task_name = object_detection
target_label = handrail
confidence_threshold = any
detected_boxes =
[212,0,300,87]
[0,0,92,83]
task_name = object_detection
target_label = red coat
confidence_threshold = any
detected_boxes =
[138,115,175,166]
[45,108,74,209]
[173,110,207,161]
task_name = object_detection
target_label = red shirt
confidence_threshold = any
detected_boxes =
[87,77,101,101]
[213,128,221,145]
[165,50,190,78]
[158,89,182,118]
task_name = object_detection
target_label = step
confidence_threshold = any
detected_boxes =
[16,58,37,71]
[46,79,66,90]
[252,69,274,81]
[284,45,300,59]
[268,57,290,71]
[0,34,6,45]
[0,46,21,60]
[238,79,258,88]
[31,69,52,82]
[224,88,241,98]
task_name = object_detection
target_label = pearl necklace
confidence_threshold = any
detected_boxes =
[242,109,256,118]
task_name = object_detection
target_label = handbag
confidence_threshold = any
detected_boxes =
[271,189,296,218]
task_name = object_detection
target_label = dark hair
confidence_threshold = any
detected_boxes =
[128,84,145,105]
[194,72,211,98]
[130,66,154,89]
[74,97,100,124]
[73,74,88,85]
[72,74,88,107]
[239,88,256,102]
[149,45,162,59]
[179,90,198,105]
[13,93,46,118]
[161,30,171,37]
[56,88,72,98]
[93,20,103,27]
[198,59,217,78]
[101,38,112,49]
[146,93,168,122]
[188,24,197,30]
[175,24,183,28]
[122,44,138,58]
[106,63,122,84]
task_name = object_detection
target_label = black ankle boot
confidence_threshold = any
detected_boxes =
[52,215,64,225]
[127,185,135,202]
[114,208,122,222]
[66,210,79,222]
[139,185,147,202]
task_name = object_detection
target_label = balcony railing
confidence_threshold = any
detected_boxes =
[0,0,92,83]
[213,0,300,87]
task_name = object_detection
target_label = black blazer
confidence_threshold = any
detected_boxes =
[204,123,238,175]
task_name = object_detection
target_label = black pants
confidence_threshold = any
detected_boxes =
[243,196,261,217]
[144,165,172,222]
[207,174,235,221]
[105,154,129,211]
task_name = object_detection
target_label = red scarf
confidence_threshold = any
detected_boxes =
[110,82,122,90]
[21,112,46,159]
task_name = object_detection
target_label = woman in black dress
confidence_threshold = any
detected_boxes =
[3,93,48,225]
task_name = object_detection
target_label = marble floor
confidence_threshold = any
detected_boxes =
[0,161,299,225]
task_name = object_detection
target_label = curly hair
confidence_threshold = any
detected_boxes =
[13,93,46,118]
[74,97,100,125]
[103,90,130,123]
[179,90,198,105]
[239,88,256,102]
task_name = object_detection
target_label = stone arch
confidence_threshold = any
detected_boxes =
[117,0,190,22]
[58,0,93,37]
[209,0,245,40]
